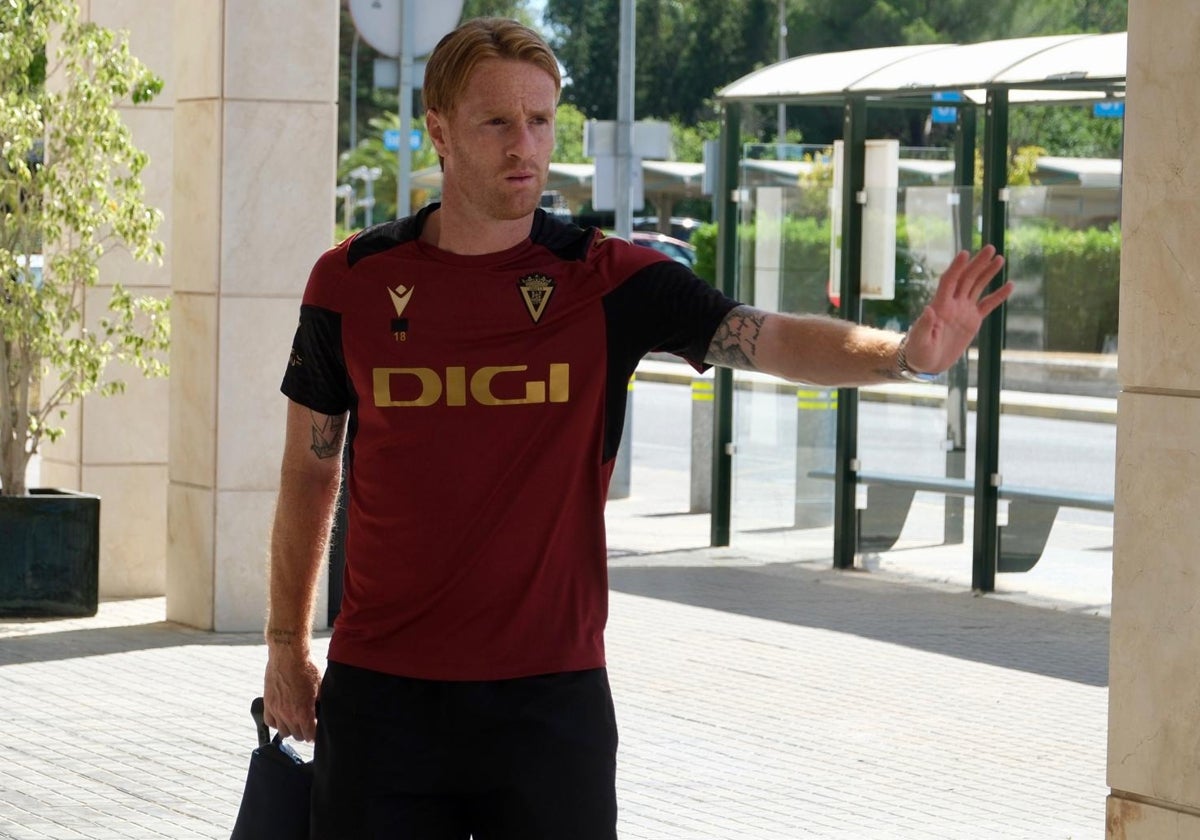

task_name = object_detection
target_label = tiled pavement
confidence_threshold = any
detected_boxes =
[0,474,1110,839]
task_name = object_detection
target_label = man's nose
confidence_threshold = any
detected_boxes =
[507,123,538,158]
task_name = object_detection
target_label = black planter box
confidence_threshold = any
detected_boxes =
[0,489,101,617]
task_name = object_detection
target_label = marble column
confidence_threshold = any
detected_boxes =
[1107,0,1200,835]
[167,0,338,631]
[38,0,174,598]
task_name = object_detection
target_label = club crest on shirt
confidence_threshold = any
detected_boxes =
[518,274,556,324]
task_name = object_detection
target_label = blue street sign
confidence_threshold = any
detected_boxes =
[383,128,423,151]
[1093,100,1125,119]
[931,91,962,125]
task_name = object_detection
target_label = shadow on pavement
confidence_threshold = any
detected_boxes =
[0,622,265,667]
[608,561,1109,687]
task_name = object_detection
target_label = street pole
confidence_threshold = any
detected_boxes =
[615,0,634,240]
[396,0,415,220]
[777,0,787,143]
[350,32,360,151]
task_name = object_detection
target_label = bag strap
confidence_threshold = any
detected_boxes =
[249,696,271,748]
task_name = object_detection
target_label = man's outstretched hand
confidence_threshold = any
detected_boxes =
[901,246,1012,374]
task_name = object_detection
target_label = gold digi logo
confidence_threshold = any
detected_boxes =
[373,364,570,407]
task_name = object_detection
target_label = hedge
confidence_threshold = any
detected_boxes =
[692,218,1121,352]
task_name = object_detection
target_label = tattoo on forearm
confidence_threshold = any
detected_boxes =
[267,628,299,646]
[309,412,345,460]
[706,308,765,370]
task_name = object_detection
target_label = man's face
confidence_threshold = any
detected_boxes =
[429,58,557,222]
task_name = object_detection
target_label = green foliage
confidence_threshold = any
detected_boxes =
[553,103,589,163]
[545,0,776,124]
[1008,222,1122,352]
[690,223,719,284]
[0,0,168,495]
[1010,104,1124,159]
[696,208,1121,353]
[544,0,1125,152]
[337,113,441,230]
[692,217,841,316]
[670,115,723,163]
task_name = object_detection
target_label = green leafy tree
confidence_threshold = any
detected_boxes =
[1010,104,1124,159]
[543,1,618,119]
[0,0,169,496]
[545,0,1126,154]
[554,102,589,163]
[337,113,441,236]
[545,0,776,124]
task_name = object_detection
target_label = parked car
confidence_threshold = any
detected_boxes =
[632,216,705,242]
[629,231,697,268]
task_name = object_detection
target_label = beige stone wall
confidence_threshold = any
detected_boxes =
[166,0,339,630]
[39,0,175,598]
[1107,0,1200,835]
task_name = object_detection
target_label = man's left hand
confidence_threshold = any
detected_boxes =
[902,245,1011,374]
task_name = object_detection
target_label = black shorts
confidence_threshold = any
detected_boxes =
[310,662,619,840]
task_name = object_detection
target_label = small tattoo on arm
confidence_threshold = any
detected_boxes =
[706,307,765,370]
[267,628,298,646]
[309,412,345,460]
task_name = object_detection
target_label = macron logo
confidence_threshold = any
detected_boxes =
[388,284,415,317]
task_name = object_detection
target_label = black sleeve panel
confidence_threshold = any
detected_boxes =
[346,210,428,267]
[529,208,597,261]
[599,262,741,462]
[280,304,352,416]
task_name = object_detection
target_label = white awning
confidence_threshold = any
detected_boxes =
[718,32,1126,105]
[1035,156,1122,187]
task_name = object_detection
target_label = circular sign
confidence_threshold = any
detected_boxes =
[349,0,465,59]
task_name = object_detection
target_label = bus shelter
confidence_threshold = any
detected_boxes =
[709,33,1127,591]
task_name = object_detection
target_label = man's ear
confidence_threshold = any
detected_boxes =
[426,110,448,158]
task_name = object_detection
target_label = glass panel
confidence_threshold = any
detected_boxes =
[730,145,839,558]
[998,184,1118,603]
[724,143,1117,601]
[853,184,980,584]
[728,145,983,574]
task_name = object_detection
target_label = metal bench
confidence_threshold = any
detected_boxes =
[811,470,1113,573]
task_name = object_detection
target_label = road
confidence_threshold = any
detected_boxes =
[631,378,1115,500]
[622,378,1115,610]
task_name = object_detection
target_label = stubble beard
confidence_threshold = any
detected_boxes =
[489,169,548,221]
[443,151,548,224]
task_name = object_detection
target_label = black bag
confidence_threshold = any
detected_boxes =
[229,697,314,840]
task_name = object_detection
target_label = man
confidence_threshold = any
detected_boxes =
[263,16,1010,839]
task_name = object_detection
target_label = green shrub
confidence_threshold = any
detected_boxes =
[1008,223,1121,352]
[695,213,1121,353]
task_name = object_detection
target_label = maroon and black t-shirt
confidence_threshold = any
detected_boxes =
[282,205,739,681]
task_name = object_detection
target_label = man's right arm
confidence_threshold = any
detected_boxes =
[262,399,346,743]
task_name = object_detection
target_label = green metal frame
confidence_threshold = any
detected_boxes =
[710,89,1032,592]
[971,88,1011,592]
[832,97,867,570]
[710,104,741,547]
[942,103,978,548]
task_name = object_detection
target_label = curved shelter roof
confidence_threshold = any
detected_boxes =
[718,31,1126,106]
